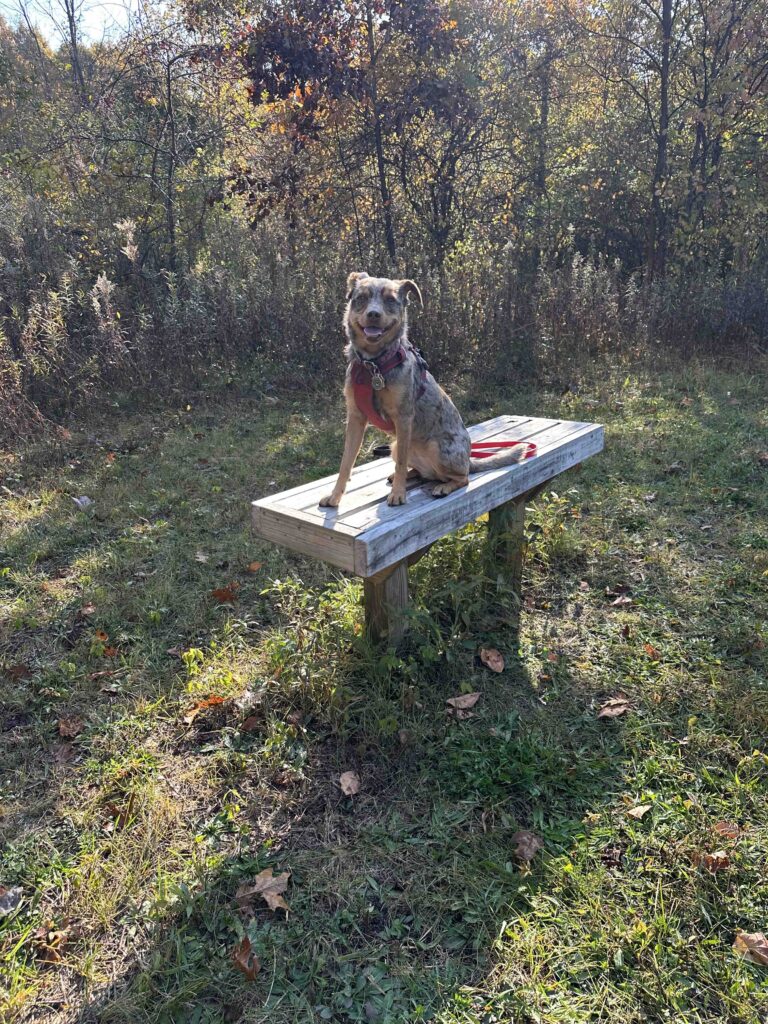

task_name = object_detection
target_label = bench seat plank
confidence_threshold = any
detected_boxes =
[251,415,604,577]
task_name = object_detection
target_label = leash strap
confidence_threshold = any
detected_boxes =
[470,440,537,460]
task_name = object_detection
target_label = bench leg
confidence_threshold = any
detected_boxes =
[487,485,545,630]
[363,559,409,643]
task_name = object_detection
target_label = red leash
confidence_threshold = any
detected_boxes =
[470,440,537,460]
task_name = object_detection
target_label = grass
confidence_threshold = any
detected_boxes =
[1,360,767,1023]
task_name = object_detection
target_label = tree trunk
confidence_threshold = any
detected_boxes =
[365,5,396,264]
[648,0,672,280]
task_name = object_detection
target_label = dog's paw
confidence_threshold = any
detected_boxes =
[431,483,450,498]
[319,493,340,508]
[387,488,407,506]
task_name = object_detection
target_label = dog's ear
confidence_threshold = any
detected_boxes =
[397,279,423,308]
[346,271,368,299]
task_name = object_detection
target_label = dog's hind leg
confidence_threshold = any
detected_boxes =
[431,476,469,498]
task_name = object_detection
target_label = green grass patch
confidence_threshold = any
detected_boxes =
[1,364,767,1022]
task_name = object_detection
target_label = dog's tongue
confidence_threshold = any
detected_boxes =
[363,326,384,338]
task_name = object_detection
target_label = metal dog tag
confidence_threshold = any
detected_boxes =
[371,371,386,390]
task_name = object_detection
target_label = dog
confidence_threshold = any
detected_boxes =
[319,272,528,508]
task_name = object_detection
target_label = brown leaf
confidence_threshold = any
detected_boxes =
[511,830,543,862]
[627,804,652,820]
[58,716,84,738]
[102,646,118,658]
[339,770,361,796]
[5,663,31,681]
[578,580,590,592]
[546,651,559,663]
[734,931,768,967]
[666,461,686,474]
[693,849,730,872]
[211,583,239,603]
[479,648,504,673]
[94,629,109,642]
[247,561,263,573]
[757,452,768,468]
[236,869,290,913]
[78,603,96,617]
[714,821,741,840]
[611,594,633,608]
[241,715,260,733]
[680,397,694,407]
[232,937,260,980]
[597,696,631,719]
[643,643,660,660]
[182,694,226,725]
[446,692,481,710]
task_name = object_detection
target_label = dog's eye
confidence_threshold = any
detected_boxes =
[383,293,399,309]
[352,290,370,308]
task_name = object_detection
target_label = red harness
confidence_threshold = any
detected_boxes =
[352,346,538,461]
[351,344,426,433]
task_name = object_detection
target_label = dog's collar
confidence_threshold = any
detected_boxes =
[351,343,407,390]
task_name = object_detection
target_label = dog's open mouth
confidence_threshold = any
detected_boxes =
[361,323,395,339]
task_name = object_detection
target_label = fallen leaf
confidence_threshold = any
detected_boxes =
[757,452,768,468]
[232,937,260,980]
[182,694,226,725]
[479,648,504,673]
[578,580,590,591]
[627,804,652,820]
[734,931,768,967]
[95,629,109,642]
[72,495,94,510]
[0,886,22,917]
[446,692,481,710]
[511,830,543,862]
[103,646,118,658]
[247,561,263,573]
[693,849,730,872]
[547,651,559,663]
[78,603,96,617]
[106,451,116,463]
[611,595,633,608]
[666,462,685,475]
[58,716,84,738]
[236,869,290,913]
[643,492,657,503]
[621,624,632,640]
[5,663,31,681]
[714,821,741,840]
[597,696,631,719]
[211,583,239,603]
[195,550,209,563]
[339,770,361,796]
[680,397,694,407]
[241,715,260,733]
[643,643,660,659]
[605,582,631,597]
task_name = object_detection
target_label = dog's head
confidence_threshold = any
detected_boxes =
[344,272,422,355]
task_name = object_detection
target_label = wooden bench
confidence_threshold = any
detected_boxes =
[251,415,604,641]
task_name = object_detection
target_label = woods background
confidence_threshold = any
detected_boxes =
[2,0,767,435]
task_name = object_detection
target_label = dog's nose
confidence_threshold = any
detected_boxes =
[367,309,381,320]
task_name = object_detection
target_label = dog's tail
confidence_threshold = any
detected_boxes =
[469,444,530,473]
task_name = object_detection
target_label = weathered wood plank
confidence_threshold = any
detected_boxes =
[339,419,592,534]
[487,494,528,631]
[251,504,358,572]
[353,423,603,575]
[363,559,409,642]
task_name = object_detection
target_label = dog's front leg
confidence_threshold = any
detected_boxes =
[388,414,413,506]
[319,409,367,508]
